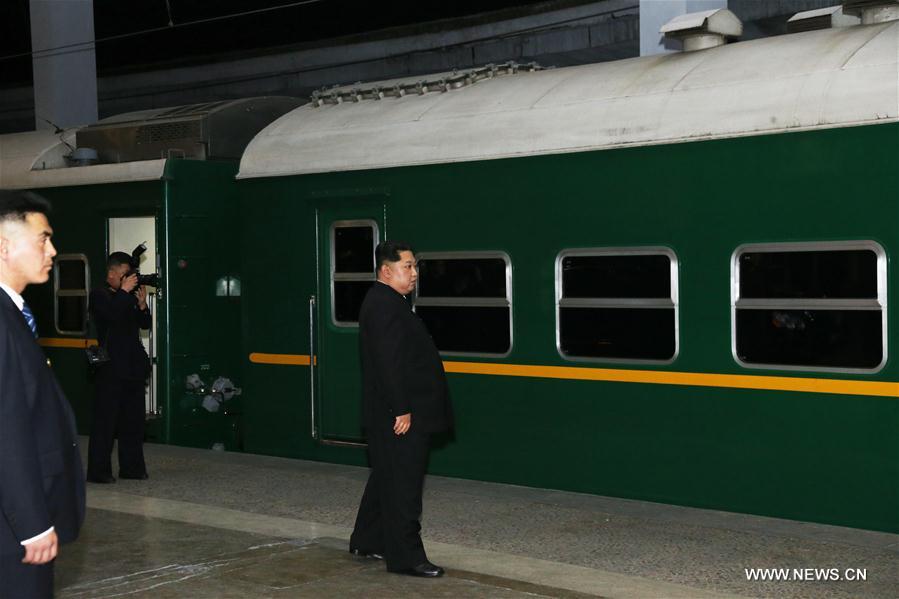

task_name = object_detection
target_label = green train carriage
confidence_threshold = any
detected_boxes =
[0,15,895,534]
[234,17,898,533]
[0,97,301,447]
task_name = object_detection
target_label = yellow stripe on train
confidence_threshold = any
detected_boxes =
[38,337,96,348]
[245,351,899,399]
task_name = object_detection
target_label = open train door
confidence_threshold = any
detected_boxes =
[107,216,159,419]
[312,197,386,446]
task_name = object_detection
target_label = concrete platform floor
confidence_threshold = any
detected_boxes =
[49,439,897,598]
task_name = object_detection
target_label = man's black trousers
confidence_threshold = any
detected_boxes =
[87,374,147,479]
[350,426,430,571]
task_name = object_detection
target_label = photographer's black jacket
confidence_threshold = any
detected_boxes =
[359,281,453,433]
[89,287,151,381]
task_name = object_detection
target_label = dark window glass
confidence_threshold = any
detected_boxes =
[57,260,86,290]
[418,258,506,298]
[334,226,375,273]
[739,250,877,299]
[736,309,882,369]
[559,307,675,360]
[57,296,86,333]
[416,306,510,354]
[334,281,374,323]
[562,255,671,298]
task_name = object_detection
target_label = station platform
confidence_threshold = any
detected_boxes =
[55,439,897,598]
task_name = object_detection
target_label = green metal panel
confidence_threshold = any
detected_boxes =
[236,185,315,457]
[237,122,899,532]
[163,160,244,450]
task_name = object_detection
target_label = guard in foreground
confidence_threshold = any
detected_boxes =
[0,191,85,598]
[349,241,453,577]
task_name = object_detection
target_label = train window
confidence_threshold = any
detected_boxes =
[739,250,877,299]
[334,281,375,323]
[334,226,376,274]
[415,253,512,356]
[556,249,678,363]
[54,254,89,335]
[330,220,379,326]
[563,254,671,298]
[733,242,886,372]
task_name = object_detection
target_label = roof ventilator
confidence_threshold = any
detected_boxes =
[842,0,899,23]
[660,9,742,52]
[310,61,544,107]
[787,6,860,33]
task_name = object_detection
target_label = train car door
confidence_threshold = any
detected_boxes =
[313,199,385,445]
[107,217,158,417]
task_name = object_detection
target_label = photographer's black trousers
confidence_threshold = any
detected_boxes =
[87,374,147,479]
[350,426,430,572]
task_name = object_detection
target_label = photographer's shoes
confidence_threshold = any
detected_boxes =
[86,474,115,484]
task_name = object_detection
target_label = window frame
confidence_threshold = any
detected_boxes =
[329,219,379,328]
[414,250,513,358]
[53,253,90,336]
[730,240,887,374]
[555,246,680,365]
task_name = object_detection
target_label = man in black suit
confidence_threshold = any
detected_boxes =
[0,190,86,598]
[349,241,453,578]
[86,252,151,483]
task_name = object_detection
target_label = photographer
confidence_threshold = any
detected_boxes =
[86,252,151,483]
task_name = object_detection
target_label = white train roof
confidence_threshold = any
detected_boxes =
[0,130,166,190]
[238,20,898,180]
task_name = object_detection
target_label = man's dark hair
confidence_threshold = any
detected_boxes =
[0,190,52,224]
[376,240,413,268]
[107,252,132,270]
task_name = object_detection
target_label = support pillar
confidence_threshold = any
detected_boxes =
[29,0,98,130]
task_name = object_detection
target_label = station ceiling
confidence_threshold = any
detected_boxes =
[0,0,567,86]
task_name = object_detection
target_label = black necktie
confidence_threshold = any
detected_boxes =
[21,302,38,338]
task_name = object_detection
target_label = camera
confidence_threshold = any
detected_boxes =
[127,243,162,289]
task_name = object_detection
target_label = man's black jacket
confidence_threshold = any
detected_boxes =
[90,287,151,381]
[0,289,85,556]
[359,282,453,433]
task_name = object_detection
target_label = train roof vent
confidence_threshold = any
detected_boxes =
[310,61,544,107]
[660,8,742,51]
[787,6,860,32]
[74,96,302,164]
[842,0,899,23]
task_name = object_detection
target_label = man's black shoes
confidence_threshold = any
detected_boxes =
[349,547,384,560]
[393,561,445,578]
[86,474,115,484]
[350,549,444,577]
[119,472,149,480]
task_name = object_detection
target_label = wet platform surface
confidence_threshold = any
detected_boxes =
[50,440,898,598]
[57,510,594,598]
